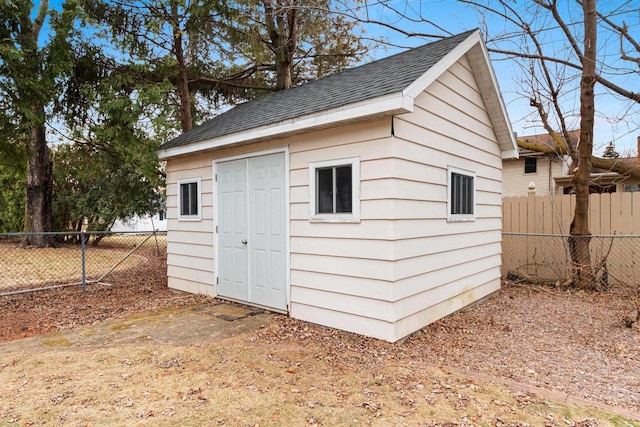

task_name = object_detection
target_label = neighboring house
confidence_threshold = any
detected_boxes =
[157,30,518,342]
[504,131,640,196]
[502,130,578,196]
[111,197,168,232]
[111,212,167,233]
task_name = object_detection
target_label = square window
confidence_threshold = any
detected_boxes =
[178,178,201,220]
[309,157,360,222]
[448,166,475,221]
[524,157,537,174]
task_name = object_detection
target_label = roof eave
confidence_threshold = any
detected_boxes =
[501,149,520,160]
[158,91,412,160]
[402,30,518,160]
[464,32,519,160]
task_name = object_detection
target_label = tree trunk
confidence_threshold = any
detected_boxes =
[569,0,597,288]
[264,0,297,90]
[274,46,293,90]
[23,120,53,247]
[172,3,193,132]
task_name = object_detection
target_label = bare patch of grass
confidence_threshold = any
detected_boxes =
[0,339,634,426]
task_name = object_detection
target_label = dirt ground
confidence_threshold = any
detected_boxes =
[1,263,639,423]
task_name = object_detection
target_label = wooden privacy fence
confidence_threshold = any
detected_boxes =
[503,192,640,235]
[502,193,640,288]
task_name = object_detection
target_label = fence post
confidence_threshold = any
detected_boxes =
[81,232,86,294]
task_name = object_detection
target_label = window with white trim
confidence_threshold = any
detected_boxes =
[447,166,475,221]
[309,157,360,222]
[178,178,201,220]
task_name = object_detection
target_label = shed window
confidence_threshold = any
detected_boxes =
[178,178,201,220]
[524,157,537,174]
[448,166,475,221]
[309,157,360,222]
[317,166,352,213]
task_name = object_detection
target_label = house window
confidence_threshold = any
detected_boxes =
[524,157,537,174]
[309,157,360,222]
[448,166,475,221]
[178,178,201,220]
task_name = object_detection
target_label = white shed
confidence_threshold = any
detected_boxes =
[158,30,518,342]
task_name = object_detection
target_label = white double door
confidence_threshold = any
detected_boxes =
[216,153,287,311]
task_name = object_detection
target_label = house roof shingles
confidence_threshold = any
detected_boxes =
[160,30,476,151]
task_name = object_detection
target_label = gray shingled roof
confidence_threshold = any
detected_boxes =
[160,30,475,151]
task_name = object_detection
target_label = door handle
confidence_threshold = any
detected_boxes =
[241,239,248,245]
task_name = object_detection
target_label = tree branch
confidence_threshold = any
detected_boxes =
[32,0,49,39]
[191,77,276,92]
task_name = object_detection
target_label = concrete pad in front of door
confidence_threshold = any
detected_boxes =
[0,302,275,354]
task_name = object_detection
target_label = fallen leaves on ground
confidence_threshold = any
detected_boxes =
[250,282,640,414]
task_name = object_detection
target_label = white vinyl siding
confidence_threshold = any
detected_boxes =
[165,120,394,314]
[385,54,503,340]
[290,56,503,341]
[166,159,214,294]
[288,120,399,340]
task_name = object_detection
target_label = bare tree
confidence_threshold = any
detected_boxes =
[572,0,597,286]
[468,0,638,288]
[86,0,369,133]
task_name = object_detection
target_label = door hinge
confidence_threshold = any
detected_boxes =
[215,173,217,182]
[216,277,219,285]
[215,225,218,233]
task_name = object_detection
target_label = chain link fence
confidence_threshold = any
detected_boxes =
[502,232,640,291]
[0,231,166,295]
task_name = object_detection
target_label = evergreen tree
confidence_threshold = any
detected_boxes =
[602,142,620,159]
[0,0,79,245]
